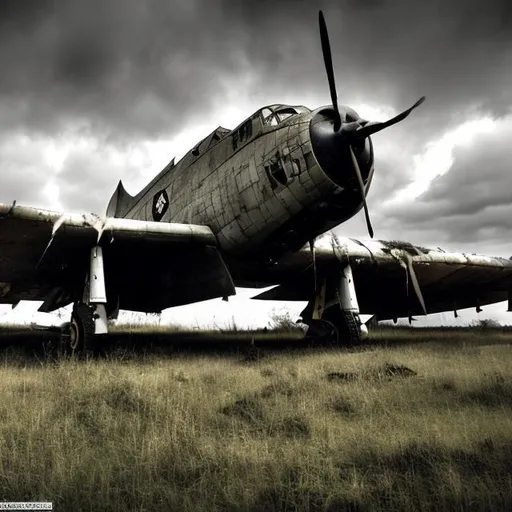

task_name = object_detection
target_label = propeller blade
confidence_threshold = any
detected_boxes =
[319,10,342,131]
[349,96,426,139]
[349,145,374,238]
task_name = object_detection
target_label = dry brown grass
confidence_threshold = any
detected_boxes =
[0,327,511,510]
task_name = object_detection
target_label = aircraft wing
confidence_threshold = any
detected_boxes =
[252,237,512,320]
[0,203,235,313]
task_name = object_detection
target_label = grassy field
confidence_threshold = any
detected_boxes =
[0,326,511,511]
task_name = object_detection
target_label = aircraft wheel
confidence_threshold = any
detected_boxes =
[60,303,96,357]
[305,319,339,345]
[322,308,362,347]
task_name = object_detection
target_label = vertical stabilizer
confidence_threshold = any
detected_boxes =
[106,180,134,218]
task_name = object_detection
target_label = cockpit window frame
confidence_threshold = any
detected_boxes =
[259,104,310,127]
[274,107,300,121]
[260,107,278,127]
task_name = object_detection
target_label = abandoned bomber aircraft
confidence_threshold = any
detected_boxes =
[2,11,512,353]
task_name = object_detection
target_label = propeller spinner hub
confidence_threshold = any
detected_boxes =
[309,105,374,189]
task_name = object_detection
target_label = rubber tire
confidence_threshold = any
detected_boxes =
[60,303,97,357]
[304,319,339,345]
[321,307,362,347]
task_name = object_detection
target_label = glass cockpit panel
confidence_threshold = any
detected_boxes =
[274,107,300,122]
[260,105,310,126]
[261,107,278,126]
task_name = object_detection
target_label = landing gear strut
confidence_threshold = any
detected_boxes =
[301,264,366,346]
[59,246,109,357]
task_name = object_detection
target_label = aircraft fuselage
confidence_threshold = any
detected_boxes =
[107,104,374,273]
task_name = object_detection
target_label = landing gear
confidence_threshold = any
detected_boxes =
[60,303,96,356]
[305,318,339,344]
[59,246,109,357]
[301,263,366,346]
[322,307,362,345]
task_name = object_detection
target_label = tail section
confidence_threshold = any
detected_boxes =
[106,180,134,218]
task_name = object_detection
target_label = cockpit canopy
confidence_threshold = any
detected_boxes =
[260,104,310,126]
[226,104,311,154]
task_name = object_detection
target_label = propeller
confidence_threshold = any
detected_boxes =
[348,96,426,139]
[317,10,425,238]
[319,11,341,131]
[349,145,374,238]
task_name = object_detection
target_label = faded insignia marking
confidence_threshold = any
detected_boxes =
[152,189,169,222]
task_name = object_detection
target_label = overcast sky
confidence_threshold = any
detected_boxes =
[1,0,512,327]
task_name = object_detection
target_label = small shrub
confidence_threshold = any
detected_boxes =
[220,396,265,424]
[268,308,302,332]
[330,396,357,415]
[274,415,311,439]
[103,381,146,413]
[471,319,502,330]
[260,367,275,378]
[260,380,295,399]
[375,363,417,379]
[326,372,359,382]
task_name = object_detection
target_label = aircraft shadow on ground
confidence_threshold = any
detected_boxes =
[0,327,343,363]
[0,326,510,365]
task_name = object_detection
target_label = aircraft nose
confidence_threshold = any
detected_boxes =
[309,106,373,189]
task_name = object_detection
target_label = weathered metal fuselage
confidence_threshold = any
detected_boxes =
[107,104,374,271]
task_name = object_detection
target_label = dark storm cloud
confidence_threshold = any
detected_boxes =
[0,134,53,205]
[1,0,511,141]
[375,117,512,256]
[225,0,512,134]
[55,149,129,214]
[0,0,254,138]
